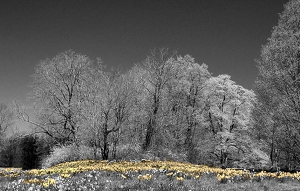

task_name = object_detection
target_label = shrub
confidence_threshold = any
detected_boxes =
[112,142,188,163]
[41,143,95,169]
[20,135,39,170]
[111,143,143,161]
[135,146,188,163]
[0,136,22,168]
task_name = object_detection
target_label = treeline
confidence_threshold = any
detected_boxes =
[253,0,300,172]
[11,49,260,170]
[0,0,299,172]
[0,134,54,170]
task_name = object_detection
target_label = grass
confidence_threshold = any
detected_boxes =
[1,159,300,190]
[1,144,300,190]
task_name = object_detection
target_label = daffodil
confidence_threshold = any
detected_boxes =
[47,178,56,185]
[42,182,49,188]
[138,175,144,181]
[143,174,152,180]
[122,174,127,179]
[176,176,184,181]
[61,173,71,178]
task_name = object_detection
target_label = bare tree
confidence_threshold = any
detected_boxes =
[139,48,177,151]
[165,55,211,154]
[203,75,257,167]
[0,103,14,144]
[79,67,136,160]
[255,0,300,170]
[16,50,93,145]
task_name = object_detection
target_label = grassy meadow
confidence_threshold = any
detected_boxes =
[1,144,300,191]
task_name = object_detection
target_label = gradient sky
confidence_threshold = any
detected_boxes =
[0,0,289,133]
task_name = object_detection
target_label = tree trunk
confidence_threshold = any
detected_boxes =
[220,150,228,168]
[209,112,217,134]
[143,118,155,151]
[101,131,110,160]
[184,125,194,151]
[111,130,120,160]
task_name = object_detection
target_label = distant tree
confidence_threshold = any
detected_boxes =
[108,70,140,159]
[0,138,14,167]
[0,135,22,168]
[203,75,257,167]
[20,135,39,170]
[16,50,93,145]
[34,134,56,168]
[255,0,300,170]
[115,64,153,150]
[163,55,211,163]
[252,98,281,169]
[0,103,15,167]
[79,66,136,160]
[0,103,14,144]
[0,133,43,169]
[139,48,177,151]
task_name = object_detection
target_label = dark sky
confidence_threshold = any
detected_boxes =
[0,0,289,133]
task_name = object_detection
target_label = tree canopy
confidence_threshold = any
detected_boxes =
[255,0,300,170]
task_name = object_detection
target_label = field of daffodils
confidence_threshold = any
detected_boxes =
[1,159,300,190]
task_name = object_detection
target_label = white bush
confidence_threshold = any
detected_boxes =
[41,144,95,169]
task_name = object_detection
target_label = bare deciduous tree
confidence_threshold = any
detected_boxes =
[139,48,177,151]
[16,50,93,145]
[255,0,300,170]
[0,103,14,144]
[165,55,211,153]
[203,74,257,167]
[79,67,136,160]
